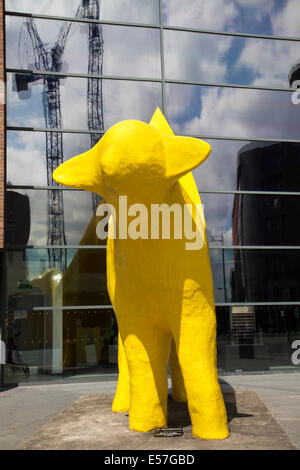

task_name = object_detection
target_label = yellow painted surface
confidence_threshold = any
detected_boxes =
[53,109,229,440]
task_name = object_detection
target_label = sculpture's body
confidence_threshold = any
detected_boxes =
[53,109,229,440]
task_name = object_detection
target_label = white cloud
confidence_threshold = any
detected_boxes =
[6,0,158,24]
[164,31,233,83]
[178,85,300,141]
[163,0,238,31]
[272,0,300,37]
[235,37,299,88]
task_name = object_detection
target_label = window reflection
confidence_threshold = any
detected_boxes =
[6,0,159,25]
[5,189,97,247]
[211,249,300,303]
[9,132,300,192]
[6,17,161,78]
[7,74,162,130]
[216,305,300,372]
[166,83,300,140]
[7,131,101,186]
[163,0,300,38]
[164,30,300,89]
[198,192,300,247]
[6,246,112,376]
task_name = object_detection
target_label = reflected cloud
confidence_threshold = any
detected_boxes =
[6,0,159,24]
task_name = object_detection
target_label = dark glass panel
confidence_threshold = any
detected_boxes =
[199,193,300,247]
[5,189,98,247]
[164,29,300,89]
[5,247,117,383]
[194,140,300,192]
[7,74,162,130]
[165,83,300,141]
[6,190,300,249]
[6,248,109,308]
[216,305,300,373]
[211,248,300,303]
[163,0,300,38]
[6,17,161,78]
[6,0,159,25]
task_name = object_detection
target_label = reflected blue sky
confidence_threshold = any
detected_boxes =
[163,0,299,37]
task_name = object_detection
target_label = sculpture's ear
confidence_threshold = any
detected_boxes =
[149,108,211,180]
[149,107,174,136]
[162,133,211,181]
[53,147,103,195]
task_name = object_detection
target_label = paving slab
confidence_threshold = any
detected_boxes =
[17,390,296,450]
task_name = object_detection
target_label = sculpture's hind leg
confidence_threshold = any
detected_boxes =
[112,332,130,412]
[122,324,171,432]
[169,338,187,402]
[173,300,229,440]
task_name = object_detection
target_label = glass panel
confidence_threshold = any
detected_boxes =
[7,189,300,249]
[165,83,300,141]
[6,248,110,306]
[5,0,159,25]
[211,248,300,303]
[6,17,161,79]
[5,189,100,247]
[163,0,300,38]
[6,131,102,186]
[4,247,118,384]
[8,133,300,192]
[216,305,300,373]
[164,30,300,89]
[7,74,162,130]
[193,140,300,192]
[199,193,300,247]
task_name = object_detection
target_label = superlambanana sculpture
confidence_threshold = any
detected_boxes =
[53,109,229,440]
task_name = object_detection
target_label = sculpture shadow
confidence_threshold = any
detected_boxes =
[167,379,253,428]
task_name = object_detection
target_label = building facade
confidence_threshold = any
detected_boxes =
[1,0,300,385]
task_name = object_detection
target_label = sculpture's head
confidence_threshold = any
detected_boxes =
[53,108,211,203]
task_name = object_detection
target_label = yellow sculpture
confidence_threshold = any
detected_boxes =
[53,108,229,440]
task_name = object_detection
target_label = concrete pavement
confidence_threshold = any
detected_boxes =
[0,372,299,450]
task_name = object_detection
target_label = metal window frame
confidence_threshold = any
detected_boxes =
[32,301,300,311]
[5,9,300,43]
[5,67,298,93]
[4,3,300,312]
[7,185,300,196]
[6,245,300,251]
[6,126,300,144]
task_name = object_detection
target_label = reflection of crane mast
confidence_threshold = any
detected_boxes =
[16,0,104,271]
[77,0,104,211]
[23,17,75,272]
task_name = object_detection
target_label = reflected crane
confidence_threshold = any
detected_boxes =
[77,0,104,211]
[16,0,104,271]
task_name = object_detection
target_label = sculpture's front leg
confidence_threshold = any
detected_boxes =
[112,332,130,412]
[117,321,171,432]
[173,297,229,440]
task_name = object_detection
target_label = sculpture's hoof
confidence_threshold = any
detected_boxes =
[112,397,130,413]
[192,427,230,440]
[171,394,187,403]
[129,423,167,433]
[112,404,129,413]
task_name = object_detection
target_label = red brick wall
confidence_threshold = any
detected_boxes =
[0,0,4,249]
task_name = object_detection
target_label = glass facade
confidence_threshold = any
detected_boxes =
[2,0,300,385]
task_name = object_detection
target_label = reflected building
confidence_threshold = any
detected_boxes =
[225,142,300,371]
[232,143,300,302]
